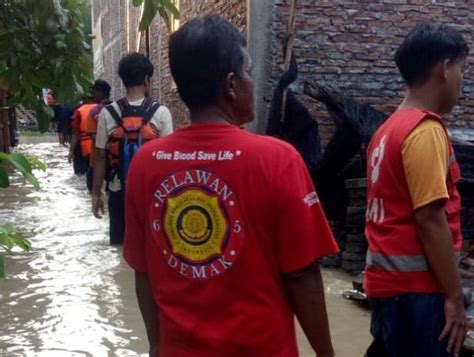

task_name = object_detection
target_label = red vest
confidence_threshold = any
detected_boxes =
[364,109,462,297]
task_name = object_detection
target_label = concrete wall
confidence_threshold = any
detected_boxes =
[247,0,276,134]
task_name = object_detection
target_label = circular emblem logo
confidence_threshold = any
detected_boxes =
[151,169,244,280]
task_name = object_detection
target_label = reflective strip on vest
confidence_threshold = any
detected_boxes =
[366,251,461,272]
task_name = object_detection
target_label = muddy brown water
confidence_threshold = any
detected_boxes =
[0,136,370,356]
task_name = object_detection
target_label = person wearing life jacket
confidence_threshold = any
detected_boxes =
[91,53,173,245]
[365,23,469,357]
[85,80,112,193]
[68,80,110,184]
[67,99,94,175]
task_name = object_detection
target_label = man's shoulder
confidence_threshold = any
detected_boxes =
[150,104,171,119]
[412,118,445,133]
[99,101,120,121]
[388,109,443,128]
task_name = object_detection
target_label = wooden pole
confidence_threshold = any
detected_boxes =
[281,0,298,123]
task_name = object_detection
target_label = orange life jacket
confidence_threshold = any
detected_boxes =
[104,97,161,185]
[78,104,97,159]
[364,109,462,298]
[87,103,110,167]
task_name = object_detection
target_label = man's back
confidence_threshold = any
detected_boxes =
[124,123,338,356]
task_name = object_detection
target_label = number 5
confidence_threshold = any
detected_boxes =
[233,220,242,233]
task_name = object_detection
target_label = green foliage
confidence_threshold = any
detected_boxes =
[0,223,31,253]
[0,0,93,132]
[0,152,45,189]
[0,152,43,278]
[25,154,47,172]
[133,0,180,31]
[0,223,31,278]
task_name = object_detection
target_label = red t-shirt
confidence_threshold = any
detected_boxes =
[123,123,338,357]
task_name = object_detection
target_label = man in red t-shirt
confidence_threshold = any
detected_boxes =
[123,15,338,357]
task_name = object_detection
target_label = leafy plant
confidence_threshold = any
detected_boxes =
[0,223,31,252]
[0,152,43,278]
[0,152,45,189]
[0,0,93,132]
[133,0,180,31]
[0,223,31,278]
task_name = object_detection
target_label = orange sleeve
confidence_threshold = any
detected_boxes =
[402,119,449,210]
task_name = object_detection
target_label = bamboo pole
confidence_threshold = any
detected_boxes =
[281,0,298,123]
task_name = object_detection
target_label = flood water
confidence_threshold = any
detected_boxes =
[0,136,370,357]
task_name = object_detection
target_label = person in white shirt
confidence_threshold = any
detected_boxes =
[92,52,173,245]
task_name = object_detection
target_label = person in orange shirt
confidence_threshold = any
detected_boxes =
[365,23,469,357]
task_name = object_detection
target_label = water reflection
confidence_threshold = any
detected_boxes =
[0,138,148,356]
[0,137,370,357]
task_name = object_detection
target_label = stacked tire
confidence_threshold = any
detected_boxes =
[320,221,345,268]
[458,179,474,241]
[453,144,474,180]
[342,179,368,275]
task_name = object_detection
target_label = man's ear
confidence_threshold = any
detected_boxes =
[438,59,451,82]
[223,72,237,101]
[144,76,152,95]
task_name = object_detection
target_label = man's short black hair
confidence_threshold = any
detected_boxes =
[92,79,111,97]
[395,23,469,86]
[118,52,154,87]
[169,15,247,109]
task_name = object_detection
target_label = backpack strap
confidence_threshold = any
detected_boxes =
[141,97,154,112]
[144,101,161,123]
[104,104,122,127]
[117,98,130,113]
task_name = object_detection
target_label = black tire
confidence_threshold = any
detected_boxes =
[346,233,366,243]
[320,254,341,268]
[462,228,474,241]
[345,242,368,253]
[345,179,368,207]
[458,179,474,203]
[346,206,367,227]
[345,225,365,235]
[342,251,367,262]
[342,260,366,273]
[453,145,474,180]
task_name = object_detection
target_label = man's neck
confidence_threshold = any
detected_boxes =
[190,106,234,126]
[125,86,146,102]
[399,85,442,114]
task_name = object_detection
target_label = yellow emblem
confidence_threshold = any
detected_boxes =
[164,189,228,263]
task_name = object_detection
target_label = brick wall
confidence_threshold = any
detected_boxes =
[154,0,247,128]
[92,0,474,142]
[91,0,247,129]
[268,0,474,145]
[91,0,149,100]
